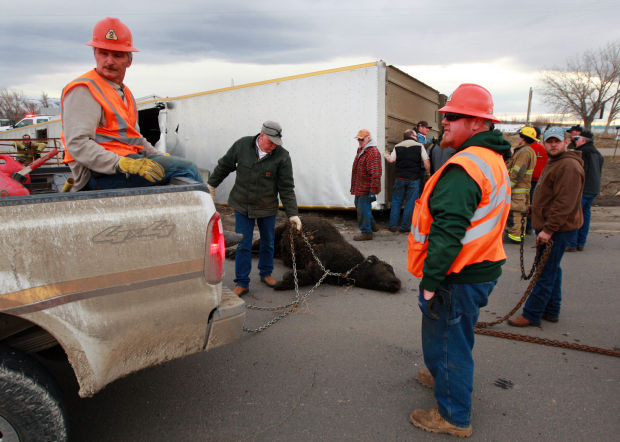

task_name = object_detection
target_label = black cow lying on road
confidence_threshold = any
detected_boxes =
[227,217,401,293]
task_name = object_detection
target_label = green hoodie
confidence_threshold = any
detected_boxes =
[421,130,512,292]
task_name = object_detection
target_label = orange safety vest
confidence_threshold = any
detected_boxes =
[61,69,143,163]
[408,145,511,278]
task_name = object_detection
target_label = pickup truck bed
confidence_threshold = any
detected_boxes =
[0,165,245,441]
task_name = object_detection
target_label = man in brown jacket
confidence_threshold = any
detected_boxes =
[509,126,584,326]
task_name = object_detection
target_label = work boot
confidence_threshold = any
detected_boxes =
[353,232,373,241]
[372,224,379,232]
[508,315,540,327]
[389,226,398,232]
[232,285,249,296]
[577,246,584,251]
[409,408,472,438]
[260,275,277,288]
[566,247,577,252]
[417,368,434,389]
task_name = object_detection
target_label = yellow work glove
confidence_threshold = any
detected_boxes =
[289,215,302,231]
[118,157,165,183]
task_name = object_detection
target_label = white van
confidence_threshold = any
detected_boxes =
[13,114,55,128]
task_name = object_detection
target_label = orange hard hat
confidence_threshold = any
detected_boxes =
[439,83,500,123]
[86,17,139,52]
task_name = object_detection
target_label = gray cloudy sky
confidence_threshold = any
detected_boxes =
[3,0,620,117]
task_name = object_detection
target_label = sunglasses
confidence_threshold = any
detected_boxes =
[443,113,475,122]
[357,137,367,141]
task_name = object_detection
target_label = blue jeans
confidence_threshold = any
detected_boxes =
[354,194,376,233]
[234,211,276,288]
[523,230,571,322]
[567,193,596,248]
[421,281,496,428]
[389,178,420,231]
[86,153,203,190]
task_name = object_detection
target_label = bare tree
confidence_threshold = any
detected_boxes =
[0,89,32,125]
[603,80,620,133]
[40,91,51,108]
[540,40,620,131]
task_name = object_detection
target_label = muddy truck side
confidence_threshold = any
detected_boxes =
[0,168,245,441]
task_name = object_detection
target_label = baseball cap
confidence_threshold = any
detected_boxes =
[568,125,583,133]
[355,129,371,139]
[417,120,432,129]
[580,129,594,139]
[261,121,283,145]
[543,126,566,142]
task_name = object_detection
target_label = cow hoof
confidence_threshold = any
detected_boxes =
[273,281,288,291]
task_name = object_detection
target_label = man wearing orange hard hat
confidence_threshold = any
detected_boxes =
[60,17,203,191]
[407,84,512,437]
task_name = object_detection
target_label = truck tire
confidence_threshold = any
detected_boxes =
[0,344,68,442]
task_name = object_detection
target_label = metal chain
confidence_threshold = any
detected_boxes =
[519,215,539,280]
[476,239,553,329]
[474,328,620,357]
[243,227,368,333]
[476,237,620,358]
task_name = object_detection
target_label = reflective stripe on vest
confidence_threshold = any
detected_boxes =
[61,69,143,163]
[458,151,510,245]
[407,145,511,278]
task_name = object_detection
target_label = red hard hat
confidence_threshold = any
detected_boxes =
[86,17,139,52]
[439,83,500,123]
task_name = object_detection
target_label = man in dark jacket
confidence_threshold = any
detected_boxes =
[509,126,584,326]
[208,121,301,296]
[384,129,429,232]
[566,130,604,251]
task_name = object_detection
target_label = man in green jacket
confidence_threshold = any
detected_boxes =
[208,121,301,297]
[408,84,511,438]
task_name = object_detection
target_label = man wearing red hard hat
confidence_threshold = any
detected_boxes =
[407,84,512,437]
[60,17,203,191]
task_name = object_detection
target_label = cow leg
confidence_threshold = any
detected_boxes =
[274,265,322,290]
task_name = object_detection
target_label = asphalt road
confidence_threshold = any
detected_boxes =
[58,210,620,441]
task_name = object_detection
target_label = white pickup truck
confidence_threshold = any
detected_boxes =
[0,166,245,441]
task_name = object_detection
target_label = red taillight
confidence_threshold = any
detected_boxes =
[205,212,225,284]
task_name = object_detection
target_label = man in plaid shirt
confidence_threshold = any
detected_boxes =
[350,129,382,241]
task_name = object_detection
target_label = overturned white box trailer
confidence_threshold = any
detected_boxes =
[0,61,444,208]
[139,61,444,209]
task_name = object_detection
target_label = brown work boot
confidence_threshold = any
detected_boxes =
[353,232,373,241]
[417,368,434,389]
[232,285,249,296]
[260,275,277,288]
[508,315,540,327]
[409,408,472,437]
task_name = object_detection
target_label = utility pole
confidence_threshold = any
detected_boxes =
[525,87,533,125]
